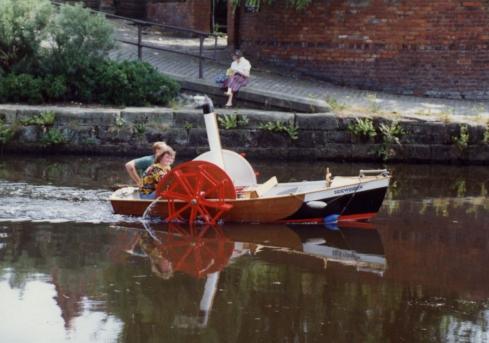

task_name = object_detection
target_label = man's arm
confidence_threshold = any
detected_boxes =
[125,160,142,186]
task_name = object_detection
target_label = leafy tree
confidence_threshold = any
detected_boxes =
[44,3,115,76]
[0,0,53,73]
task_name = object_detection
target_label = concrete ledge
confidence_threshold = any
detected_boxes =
[169,74,331,113]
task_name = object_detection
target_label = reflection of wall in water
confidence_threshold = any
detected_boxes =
[378,217,489,300]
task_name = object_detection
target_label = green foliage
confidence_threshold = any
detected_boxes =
[218,113,249,129]
[114,115,126,128]
[94,61,180,106]
[379,121,405,146]
[347,118,377,140]
[483,122,489,144]
[44,3,115,76]
[0,0,53,73]
[133,123,146,135]
[0,61,180,106]
[0,73,44,103]
[0,119,14,144]
[21,111,55,126]
[259,120,299,140]
[0,2,180,106]
[43,75,67,100]
[325,96,346,112]
[377,121,405,161]
[452,124,470,152]
[41,128,66,146]
[184,122,193,130]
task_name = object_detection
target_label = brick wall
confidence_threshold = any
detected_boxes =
[233,0,489,100]
[146,0,211,32]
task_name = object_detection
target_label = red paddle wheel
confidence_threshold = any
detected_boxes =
[156,161,236,225]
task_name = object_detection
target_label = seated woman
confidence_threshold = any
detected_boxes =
[139,146,176,199]
[223,50,251,107]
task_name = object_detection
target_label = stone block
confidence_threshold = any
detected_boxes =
[17,126,42,143]
[0,108,18,124]
[467,123,485,144]
[252,129,293,148]
[188,128,209,147]
[326,130,351,143]
[399,144,432,162]
[157,128,189,146]
[430,144,465,162]
[400,122,433,144]
[468,145,489,162]
[55,109,120,126]
[294,130,324,148]
[351,143,380,160]
[220,129,250,148]
[286,148,317,160]
[316,143,352,160]
[295,113,338,130]
[429,123,451,144]
[120,108,173,125]
[173,110,205,128]
[225,110,295,129]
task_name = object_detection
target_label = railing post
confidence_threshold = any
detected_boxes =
[214,35,218,61]
[137,24,142,60]
[199,35,204,79]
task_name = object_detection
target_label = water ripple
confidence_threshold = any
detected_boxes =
[0,180,137,224]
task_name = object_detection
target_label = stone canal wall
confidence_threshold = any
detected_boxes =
[0,105,488,164]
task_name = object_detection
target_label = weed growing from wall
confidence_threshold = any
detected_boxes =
[218,114,249,129]
[452,124,470,152]
[133,123,146,136]
[41,128,66,146]
[347,118,377,141]
[483,122,489,144]
[377,121,405,161]
[20,111,55,126]
[325,96,347,112]
[0,119,14,145]
[259,120,299,140]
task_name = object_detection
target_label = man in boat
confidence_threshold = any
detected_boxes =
[125,141,170,186]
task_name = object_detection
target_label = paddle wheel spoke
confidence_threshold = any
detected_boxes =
[195,203,215,224]
[167,202,193,221]
[173,170,196,197]
[174,245,195,271]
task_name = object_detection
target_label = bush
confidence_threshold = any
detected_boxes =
[44,3,115,76]
[0,0,53,73]
[43,75,68,101]
[0,2,180,107]
[94,61,180,106]
[0,74,44,103]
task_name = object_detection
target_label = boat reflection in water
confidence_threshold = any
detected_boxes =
[116,222,386,328]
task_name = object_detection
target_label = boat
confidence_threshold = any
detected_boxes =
[110,97,390,224]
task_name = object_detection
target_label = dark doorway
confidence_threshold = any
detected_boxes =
[212,0,228,33]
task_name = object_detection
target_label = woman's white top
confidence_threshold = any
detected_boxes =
[230,57,251,77]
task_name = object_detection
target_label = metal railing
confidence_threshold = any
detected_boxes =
[52,2,220,78]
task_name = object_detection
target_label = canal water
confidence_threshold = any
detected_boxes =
[0,154,488,342]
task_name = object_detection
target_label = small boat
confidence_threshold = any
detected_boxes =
[110,97,390,224]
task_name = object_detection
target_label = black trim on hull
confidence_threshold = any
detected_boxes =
[285,187,388,221]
